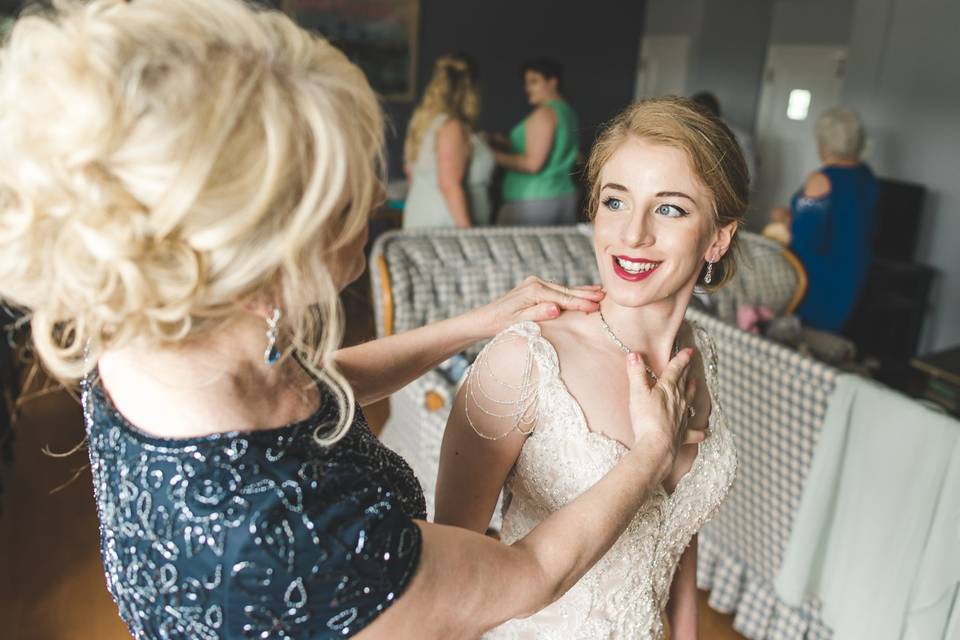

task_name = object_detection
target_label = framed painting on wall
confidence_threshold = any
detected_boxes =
[282,0,420,102]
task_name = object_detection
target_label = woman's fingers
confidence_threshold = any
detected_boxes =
[683,427,707,445]
[625,351,654,394]
[534,280,603,313]
[542,280,604,301]
[658,347,694,388]
[682,378,707,444]
[685,376,697,406]
[518,301,562,323]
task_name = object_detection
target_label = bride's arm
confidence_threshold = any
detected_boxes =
[434,332,532,532]
[332,277,601,406]
[666,535,700,639]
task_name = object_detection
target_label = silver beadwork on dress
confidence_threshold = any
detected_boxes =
[81,368,426,639]
[476,321,737,640]
[464,333,540,440]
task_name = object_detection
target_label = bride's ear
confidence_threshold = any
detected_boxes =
[705,221,738,262]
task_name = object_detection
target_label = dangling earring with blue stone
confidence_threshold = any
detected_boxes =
[264,307,282,365]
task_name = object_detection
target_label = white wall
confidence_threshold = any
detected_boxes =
[843,0,960,352]
[642,0,853,133]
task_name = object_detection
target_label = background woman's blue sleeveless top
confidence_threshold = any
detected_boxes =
[790,164,879,332]
[83,372,425,639]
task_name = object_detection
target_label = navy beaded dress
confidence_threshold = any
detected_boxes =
[82,370,425,639]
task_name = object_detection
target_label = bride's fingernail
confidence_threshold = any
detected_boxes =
[627,352,639,365]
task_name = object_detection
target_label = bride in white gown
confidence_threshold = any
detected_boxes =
[435,97,748,639]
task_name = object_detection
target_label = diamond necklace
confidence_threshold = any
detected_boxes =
[598,308,679,382]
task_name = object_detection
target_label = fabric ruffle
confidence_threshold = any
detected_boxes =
[698,534,832,639]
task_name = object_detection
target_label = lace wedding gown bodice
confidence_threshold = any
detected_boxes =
[481,321,737,640]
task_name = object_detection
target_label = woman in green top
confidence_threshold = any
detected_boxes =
[493,59,580,226]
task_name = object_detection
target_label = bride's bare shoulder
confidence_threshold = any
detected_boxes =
[536,311,596,351]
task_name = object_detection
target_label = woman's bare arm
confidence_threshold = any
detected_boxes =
[494,106,556,174]
[435,119,472,228]
[434,333,533,533]
[332,278,602,406]
[666,535,700,640]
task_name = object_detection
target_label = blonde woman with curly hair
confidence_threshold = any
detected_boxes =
[0,2,704,638]
[403,53,494,228]
[436,97,745,639]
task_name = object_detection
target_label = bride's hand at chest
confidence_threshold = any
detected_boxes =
[541,314,711,494]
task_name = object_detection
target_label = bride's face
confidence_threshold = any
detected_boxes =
[592,137,726,308]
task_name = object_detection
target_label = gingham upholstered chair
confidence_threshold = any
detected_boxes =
[690,311,838,639]
[369,226,835,638]
[707,231,807,324]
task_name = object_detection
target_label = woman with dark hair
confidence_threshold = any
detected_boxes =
[493,58,580,226]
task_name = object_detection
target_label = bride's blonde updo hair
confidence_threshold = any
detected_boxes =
[0,0,384,442]
[585,96,749,291]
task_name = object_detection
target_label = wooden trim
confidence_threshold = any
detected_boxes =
[376,252,394,337]
[911,358,960,388]
[782,247,808,316]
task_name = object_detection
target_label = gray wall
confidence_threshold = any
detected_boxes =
[644,0,705,35]
[384,0,646,179]
[843,0,960,352]
[770,0,853,45]
[685,0,773,132]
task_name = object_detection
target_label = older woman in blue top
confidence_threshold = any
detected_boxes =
[784,108,879,332]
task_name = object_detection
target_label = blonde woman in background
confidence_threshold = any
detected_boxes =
[403,53,494,228]
[0,2,706,638]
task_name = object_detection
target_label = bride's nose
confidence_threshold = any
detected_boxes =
[620,210,654,247]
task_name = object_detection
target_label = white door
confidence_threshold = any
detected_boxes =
[635,35,690,100]
[752,44,847,229]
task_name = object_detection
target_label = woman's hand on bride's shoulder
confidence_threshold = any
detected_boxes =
[625,348,704,464]
[471,276,604,336]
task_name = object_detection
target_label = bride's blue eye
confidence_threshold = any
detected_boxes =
[602,197,626,212]
[656,203,688,217]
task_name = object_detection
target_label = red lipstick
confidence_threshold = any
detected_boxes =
[611,255,660,282]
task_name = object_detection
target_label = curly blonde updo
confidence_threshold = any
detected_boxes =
[585,96,749,291]
[404,53,481,165]
[0,0,385,442]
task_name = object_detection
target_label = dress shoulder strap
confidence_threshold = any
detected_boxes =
[689,320,726,420]
[462,321,557,441]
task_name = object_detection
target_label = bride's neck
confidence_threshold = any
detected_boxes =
[597,295,690,372]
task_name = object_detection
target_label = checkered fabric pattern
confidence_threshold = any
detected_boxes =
[371,226,599,340]
[369,227,832,637]
[710,233,803,325]
[690,308,837,639]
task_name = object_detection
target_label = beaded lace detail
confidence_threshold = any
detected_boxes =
[481,321,737,640]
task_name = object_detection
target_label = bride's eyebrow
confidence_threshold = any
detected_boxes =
[601,182,629,192]
[656,190,695,203]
